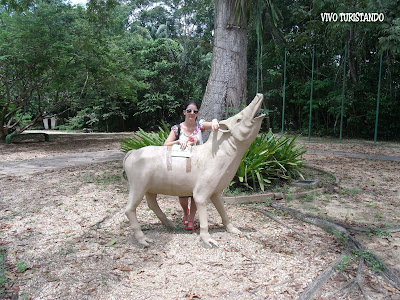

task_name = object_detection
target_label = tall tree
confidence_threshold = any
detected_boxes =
[0,0,84,138]
[199,0,248,127]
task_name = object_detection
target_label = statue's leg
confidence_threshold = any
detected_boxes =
[193,192,219,248]
[125,189,153,246]
[145,193,174,229]
[210,193,241,234]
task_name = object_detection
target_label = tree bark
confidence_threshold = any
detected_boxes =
[199,0,247,133]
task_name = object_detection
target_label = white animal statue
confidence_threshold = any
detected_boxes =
[123,93,265,247]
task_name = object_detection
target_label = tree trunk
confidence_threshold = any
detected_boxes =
[199,0,247,133]
[347,25,358,84]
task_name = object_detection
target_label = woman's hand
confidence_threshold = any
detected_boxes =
[179,140,188,150]
[211,119,219,132]
[201,119,220,132]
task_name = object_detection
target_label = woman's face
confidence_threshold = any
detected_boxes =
[183,104,199,121]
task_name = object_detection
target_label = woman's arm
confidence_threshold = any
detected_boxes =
[201,119,219,131]
[164,130,180,146]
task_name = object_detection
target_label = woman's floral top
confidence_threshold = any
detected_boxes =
[172,119,205,146]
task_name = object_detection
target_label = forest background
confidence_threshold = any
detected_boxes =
[1,0,399,140]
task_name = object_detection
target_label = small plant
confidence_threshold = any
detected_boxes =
[335,255,351,271]
[318,172,337,187]
[17,260,27,273]
[300,193,314,202]
[286,193,294,202]
[375,213,382,219]
[368,227,391,237]
[58,244,74,256]
[332,231,349,247]
[352,250,385,272]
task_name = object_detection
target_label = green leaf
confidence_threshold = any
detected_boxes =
[105,239,117,247]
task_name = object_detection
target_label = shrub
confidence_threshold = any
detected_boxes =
[231,129,306,192]
[120,122,170,152]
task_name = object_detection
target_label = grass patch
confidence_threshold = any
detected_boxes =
[339,188,361,196]
[0,248,7,297]
[82,173,122,186]
[368,227,391,237]
[300,193,315,202]
[17,260,27,273]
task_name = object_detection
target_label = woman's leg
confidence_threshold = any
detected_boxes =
[187,197,197,230]
[179,197,189,224]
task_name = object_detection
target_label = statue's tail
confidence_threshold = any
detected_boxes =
[122,150,134,180]
[123,150,134,169]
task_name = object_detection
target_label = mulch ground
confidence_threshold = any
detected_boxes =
[0,132,399,299]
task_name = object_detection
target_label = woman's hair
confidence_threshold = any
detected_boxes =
[185,100,198,109]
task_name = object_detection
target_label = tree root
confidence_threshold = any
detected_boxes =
[298,251,350,300]
[329,258,369,300]
[252,201,400,298]
[337,223,400,235]
[255,208,294,233]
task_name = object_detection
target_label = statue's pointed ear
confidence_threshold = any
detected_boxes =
[218,120,230,133]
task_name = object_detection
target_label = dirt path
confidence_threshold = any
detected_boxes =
[1,133,399,178]
[1,132,399,299]
[306,149,400,162]
[0,150,124,178]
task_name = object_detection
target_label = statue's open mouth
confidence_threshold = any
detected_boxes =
[254,112,266,119]
[253,104,266,119]
[252,95,265,120]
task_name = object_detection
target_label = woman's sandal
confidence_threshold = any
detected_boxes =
[182,210,189,225]
[186,221,194,230]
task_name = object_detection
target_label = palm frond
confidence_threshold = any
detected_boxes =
[120,121,170,152]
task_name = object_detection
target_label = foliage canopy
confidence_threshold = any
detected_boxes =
[1,0,399,140]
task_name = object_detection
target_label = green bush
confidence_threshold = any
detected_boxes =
[120,122,170,152]
[232,130,306,192]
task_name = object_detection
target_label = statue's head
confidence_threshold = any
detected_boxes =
[218,93,265,145]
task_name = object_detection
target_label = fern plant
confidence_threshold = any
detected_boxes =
[120,122,170,152]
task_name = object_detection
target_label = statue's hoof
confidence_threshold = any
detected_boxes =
[137,236,154,247]
[200,237,219,249]
[227,224,241,234]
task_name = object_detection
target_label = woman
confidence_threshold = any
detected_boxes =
[164,101,219,230]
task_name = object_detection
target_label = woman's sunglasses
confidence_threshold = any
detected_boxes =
[186,109,199,114]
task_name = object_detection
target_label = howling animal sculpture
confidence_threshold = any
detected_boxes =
[123,93,265,247]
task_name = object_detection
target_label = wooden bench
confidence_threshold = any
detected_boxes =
[5,132,50,144]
